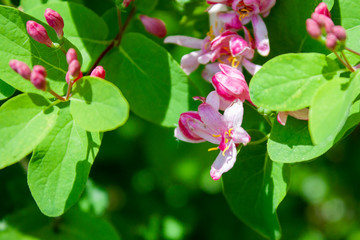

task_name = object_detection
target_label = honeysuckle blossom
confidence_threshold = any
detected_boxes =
[277,108,309,126]
[207,0,276,56]
[212,64,251,109]
[164,4,241,75]
[175,92,250,180]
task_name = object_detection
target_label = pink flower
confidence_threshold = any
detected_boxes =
[90,66,106,79]
[212,64,250,108]
[314,2,331,18]
[277,108,309,126]
[123,0,134,8]
[9,60,31,80]
[175,92,250,180]
[30,65,47,91]
[140,15,167,38]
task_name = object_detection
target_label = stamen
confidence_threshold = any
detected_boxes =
[212,134,221,137]
[231,58,240,68]
[208,147,218,152]
[228,128,233,137]
[222,145,230,156]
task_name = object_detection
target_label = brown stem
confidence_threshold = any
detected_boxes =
[341,51,355,72]
[333,51,354,72]
[65,81,74,100]
[49,89,65,101]
[86,6,136,75]
[345,47,360,56]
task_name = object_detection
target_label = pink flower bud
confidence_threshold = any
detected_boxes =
[332,25,347,41]
[306,18,321,39]
[67,59,81,81]
[311,13,334,33]
[326,33,337,50]
[211,64,250,102]
[314,2,331,18]
[90,66,106,79]
[30,65,47,91]
[26,21,53,47]
[176,112,204,142]
[66,48,78,65]
[44,8,64,39]
[139,15,167,38]
[123,0,134,8]
[32,65,47,77]
[9,60,31,80]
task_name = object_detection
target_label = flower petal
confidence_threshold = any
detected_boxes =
[288,108,309,120]
[180,50,202,75]
[198,103,227,133]
[174,127,205,143]
[206,91,220,111]
[251,14,270,56]
[210,141,237,180]
[277,112,288,126]
[242,58,262,75]
[164,35,204,49]
[202,63,220,82]
[223,99,244,127]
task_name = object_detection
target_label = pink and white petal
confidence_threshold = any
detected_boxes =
[259,0,276,15]
[229,36,249,56]
[206,91,221,111]
[288,108,309,121]
[277,112,288,126]
[224,99,244,127]
[251,14,270,56]
[202,63,221,82]
[198,51,213,64]
[210,142,237,180]
[242,58,262,75]
[181,50,202,75]
[189,119,220,144]
[219,95,233,111]
[219,63,244,79]
[198,103,227,133]
[164,36,204,49]
[174,127,205,143]
[218,12,243,30]
[232,127,251,145]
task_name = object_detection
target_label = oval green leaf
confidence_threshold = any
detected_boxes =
[223,143,290,240]
[28,104,102,217]
[0,93,59,169]
[249,53,342,111]
[70,76,129,132]
[100,33,195,127]
[0,79,15,100]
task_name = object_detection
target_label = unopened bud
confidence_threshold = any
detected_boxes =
[32,65,47,77]
[66,59,82,83]
[9,60,31,80]
[44,8,64,39]
[30,65,47,91]
[26,21,53,47]
[139,15,167,38]
[306,18,321,39]
[314,2,331,18]
[90,66,106,79]
[326,33,337,50]
[123,0,134,8]
[66,48,78,65]
[332,25,347,41]
[311,13,334,33]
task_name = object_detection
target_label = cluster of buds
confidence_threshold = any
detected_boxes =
[9,60,47,91]
[306,3,346,50]
[26,8,64,48]
[9,8,107,101]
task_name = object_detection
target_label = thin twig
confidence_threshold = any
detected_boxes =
[345,47,360,56]
[341,51,355,72]
[48,89,65,101]
[65,81,74,100]
[248,134,269,145]
[333,51,354,72]
[86,6,136,75]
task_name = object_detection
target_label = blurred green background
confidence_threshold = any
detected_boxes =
[1,0,360,239]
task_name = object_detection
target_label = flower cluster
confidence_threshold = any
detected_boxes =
[9,8,106,101]
[166,1,277,180]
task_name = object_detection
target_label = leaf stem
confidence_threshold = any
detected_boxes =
[264,115,273,127]
[86,6,136,75]
[48,89,65,101]
[345,47,360,56]
[248,134,269,145]
[65,81,74,100]
[341,50,355,72]
[333,50,354,72]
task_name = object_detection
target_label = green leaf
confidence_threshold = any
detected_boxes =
[0,5,75,96]
[0,205,120,240]
[27,2,110,71]
[223,143,290,240]
[0,79,15,100]
[0,93,59,169]
[323,0,334,9]
[309,71,360,144]
[28,103,102,217]
[100,33,195,127]
[268,117,333,163]
[249,53,342,111]
[70,76,129,132]
[135,0,158,13]
[338,0,360,29]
